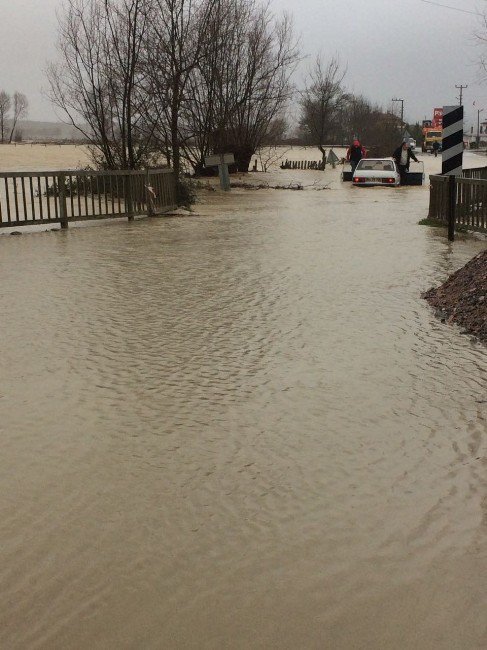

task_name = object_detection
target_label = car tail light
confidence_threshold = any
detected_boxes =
[353,177,365,183]
[382,177,395,184]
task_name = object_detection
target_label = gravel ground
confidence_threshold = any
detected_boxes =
[423,250,487,342]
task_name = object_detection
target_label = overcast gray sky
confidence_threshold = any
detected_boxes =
[1,0,486,128]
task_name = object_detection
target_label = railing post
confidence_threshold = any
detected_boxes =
[448,174,456,242]
[58,172,68,229]
[428,175,435,218]
[126,173,134,221]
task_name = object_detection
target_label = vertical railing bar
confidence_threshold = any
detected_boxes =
[84,174,89,216]
[480,182,483,228]
[13,178,20,223]
[472,181,476,228]
[69,175,75,218]
[476,181,480,227]
[59,172,68,229]
[457,180,461,224]
[104,176,108,214]
[76,175,81,217]
[5,178,11,223]
[21,177,28,221]
[470,181,473,227]
[45,177,52,220]
[90,174,95,216]
[29,177,35,221]
[472,181,475,227]
[110,175,114,214]
[467,183,474,228]
[480,185,483,226]
[479,182,483,229]
[53,176,59,219]
[37,176,43,220]
[97,175,102,215]
[483,182,486,229]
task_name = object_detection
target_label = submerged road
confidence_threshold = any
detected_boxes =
[0,151,486,649]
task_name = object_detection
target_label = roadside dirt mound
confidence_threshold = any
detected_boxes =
[423,250,487,342]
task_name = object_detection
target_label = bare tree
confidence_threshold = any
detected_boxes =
[341,94,401,156]
[7,92,28,143]
[299,56,346,162]
[475,13,487,84]
[47,0,297,181]
[0,91,11,143]
[182,0,298,173]
[179,0,239,174]
[144,0,217,182]
[47,0,154,169]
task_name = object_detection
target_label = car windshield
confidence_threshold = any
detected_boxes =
[356,160,395,172]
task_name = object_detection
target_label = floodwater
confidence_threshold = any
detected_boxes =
[0,146,486,649]
[0,143,91,172]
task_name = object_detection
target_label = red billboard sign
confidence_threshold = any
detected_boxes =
[432,108,443,128]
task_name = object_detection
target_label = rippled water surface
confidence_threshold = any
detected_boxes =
[1,156,486,649]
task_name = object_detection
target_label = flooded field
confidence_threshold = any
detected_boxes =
[0,143,91,172]
[0,145,486,649]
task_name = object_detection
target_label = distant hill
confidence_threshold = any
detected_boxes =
[15,120,86,142]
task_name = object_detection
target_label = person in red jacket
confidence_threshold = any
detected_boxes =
[346,139,366,174]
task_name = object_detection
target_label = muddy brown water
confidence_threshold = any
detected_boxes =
[0,148,486,649]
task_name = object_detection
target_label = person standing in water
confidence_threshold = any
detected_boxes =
[393,140,419,185]
[346,139,366,174]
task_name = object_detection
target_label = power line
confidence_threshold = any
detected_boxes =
[418,0,483,16]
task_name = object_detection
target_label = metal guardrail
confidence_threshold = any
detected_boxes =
[0,168,176,229]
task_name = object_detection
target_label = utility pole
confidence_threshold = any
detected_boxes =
[455,84,467,105]
[392,98,404,126]
[477,108,484,147]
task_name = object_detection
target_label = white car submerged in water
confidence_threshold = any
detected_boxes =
[352,158,400,187]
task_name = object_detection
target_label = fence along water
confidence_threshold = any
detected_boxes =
[0,168,176,229]
[429,166,487,232]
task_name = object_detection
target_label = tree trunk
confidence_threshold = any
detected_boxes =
[319,145,327,168]
[232,146,254,173]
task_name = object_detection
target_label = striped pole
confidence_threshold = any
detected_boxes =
[442,105,464,176]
